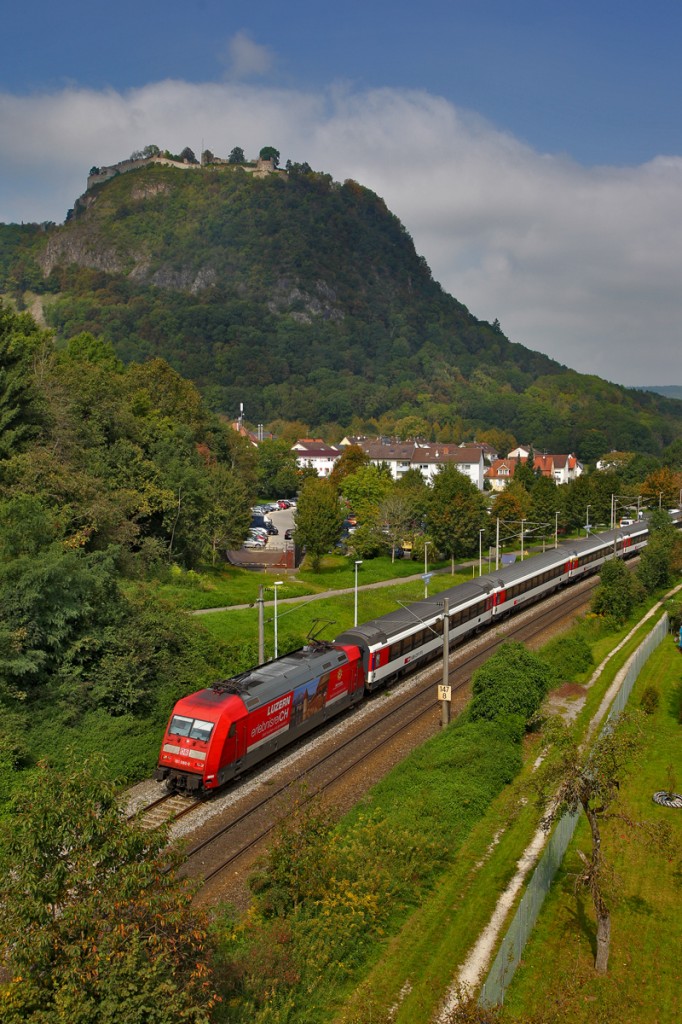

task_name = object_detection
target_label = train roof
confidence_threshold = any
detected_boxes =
[335,578,496,648]
[210,643,353,711]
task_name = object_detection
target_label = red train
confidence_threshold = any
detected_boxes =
[156,641,364,791]
[155,518,657,793]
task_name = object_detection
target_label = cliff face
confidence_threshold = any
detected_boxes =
[2,162,681,453]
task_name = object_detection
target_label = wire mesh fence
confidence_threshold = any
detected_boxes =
[478,613,669,1007]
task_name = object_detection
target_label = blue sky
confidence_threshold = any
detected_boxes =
[2,1,681,387]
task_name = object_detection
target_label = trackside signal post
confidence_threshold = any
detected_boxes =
[439,597,451,727]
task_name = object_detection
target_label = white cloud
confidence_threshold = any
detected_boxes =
[221,31,274,79]
[1,79,681,387]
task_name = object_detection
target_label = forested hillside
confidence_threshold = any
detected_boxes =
[1,160,681,456]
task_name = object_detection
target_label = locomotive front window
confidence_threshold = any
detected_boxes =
[169,715,215,742]
[169,715,193,737]
[189,719,215,742]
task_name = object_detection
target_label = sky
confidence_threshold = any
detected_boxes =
[2,1,681,388]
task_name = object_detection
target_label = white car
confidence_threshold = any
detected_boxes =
[243,536,265,549]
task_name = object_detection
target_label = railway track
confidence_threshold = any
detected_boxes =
[178,578,598,900]
[128,791,204,830]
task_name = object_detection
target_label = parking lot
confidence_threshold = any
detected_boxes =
[259,505,296,550]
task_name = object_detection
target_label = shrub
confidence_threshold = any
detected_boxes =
[469,642,552,728]
[540,633,593,685]
[639,685,660,715]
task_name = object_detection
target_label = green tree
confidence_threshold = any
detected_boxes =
[513,451,537,491]
[0,545,121,700]
[228,146,245,164]
[636,508,680,593]
[201,464,252,564]
[559,475,593,533]
[530,475,559,541]
[328,444,370,488]
[428,466,487,572]
[591,556,641,625]
[339,463,392,528]
[379,492,414,561]
[259,146,280,167]
[0,759,219,1023]
[0,301,44,460]
[294,477,345,571]
[256,438,299,498]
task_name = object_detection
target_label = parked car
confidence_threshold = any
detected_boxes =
[277,500,291,509]
[250,527,268,539]
[252,513,273,528]
[243,536,265,549]
[266,523,279,535]
[284,528,296,540]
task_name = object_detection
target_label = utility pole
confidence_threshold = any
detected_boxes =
[496,516,500,570]
[438,597,451,728]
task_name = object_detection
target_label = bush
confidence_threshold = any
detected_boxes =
[639,685,660,715]
[469,642,552,728]
[540,633,593,684]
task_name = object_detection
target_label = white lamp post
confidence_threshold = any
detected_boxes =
[586,505,591,535]
[478,529,484,576]
[424,541,431,598]
[273,581,283,658]
[354,560,363,627]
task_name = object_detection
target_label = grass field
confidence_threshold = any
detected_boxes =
[500,639,682,1024]
[149,553,451,610]
[195,568,471,653]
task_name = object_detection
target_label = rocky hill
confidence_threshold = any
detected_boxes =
[1,161,681,457]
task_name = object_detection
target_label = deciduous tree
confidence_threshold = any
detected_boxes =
[428,465,487,572]
[0,759,219,1023]
[294,477,345,571]
[535,712,673,974]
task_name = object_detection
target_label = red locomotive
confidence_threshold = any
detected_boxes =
[155,641,363,791]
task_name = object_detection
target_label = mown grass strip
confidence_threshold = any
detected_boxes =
[500,641,682,1024]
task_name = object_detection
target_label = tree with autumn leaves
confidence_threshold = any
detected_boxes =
[0,759,219,1023]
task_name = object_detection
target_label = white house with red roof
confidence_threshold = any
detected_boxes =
[292,439,342,476]
[341,438,485,489]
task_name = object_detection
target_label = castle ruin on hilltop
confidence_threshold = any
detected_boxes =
[86,152,284,192]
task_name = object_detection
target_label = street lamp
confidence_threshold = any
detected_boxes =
[585,505,591,535]
[520,519,525,561]
[423,541,431,598]
[273,581,283,659]
[354,560,363,627]
[478,529,484,576]
[555,510,559,549]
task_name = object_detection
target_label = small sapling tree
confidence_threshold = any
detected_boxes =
[535,711,673,974]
